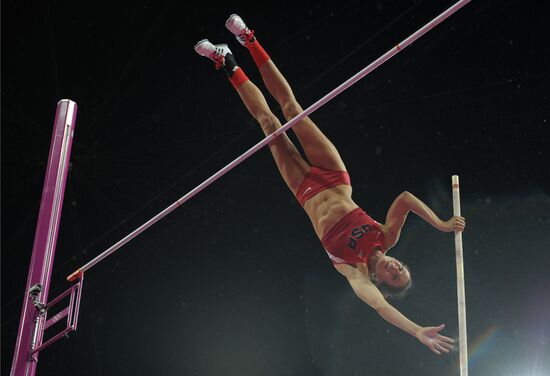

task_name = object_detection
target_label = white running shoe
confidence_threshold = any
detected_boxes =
[225,14,255,46]
[194,39,232,69]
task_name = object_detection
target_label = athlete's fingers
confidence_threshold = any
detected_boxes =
[438,334,455,343]
[431,345,441,355]
[439,341,454,350]
[437,337,454,346]
[436,343,450,353]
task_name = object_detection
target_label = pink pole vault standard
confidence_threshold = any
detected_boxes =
[68,0,471,282]
[11,100,78,376]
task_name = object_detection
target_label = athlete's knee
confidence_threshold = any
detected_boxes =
[257,113,281,135]
[281,99,303,121]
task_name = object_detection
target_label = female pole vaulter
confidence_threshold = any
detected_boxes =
[195,14,465,355]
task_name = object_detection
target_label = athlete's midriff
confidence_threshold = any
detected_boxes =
[303,186,358,238]
[295,166,357,238]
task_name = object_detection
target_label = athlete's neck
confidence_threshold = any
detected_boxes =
[368,249,384,273]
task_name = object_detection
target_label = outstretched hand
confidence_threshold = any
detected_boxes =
[439,216,466,233]
[417,324,455,355]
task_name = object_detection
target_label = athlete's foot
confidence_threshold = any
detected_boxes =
[225,14,256,46]
[194,39,232,69]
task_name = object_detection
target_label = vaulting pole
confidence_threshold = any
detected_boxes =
[452,175,468,376]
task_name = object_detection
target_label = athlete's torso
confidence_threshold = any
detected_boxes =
[320,207,386,265]
[302,184,358,239]
[296,166,391,256]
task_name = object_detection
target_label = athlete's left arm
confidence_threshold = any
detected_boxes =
[383,191,465,244]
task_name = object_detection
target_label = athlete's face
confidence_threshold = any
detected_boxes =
[375,255,410,288]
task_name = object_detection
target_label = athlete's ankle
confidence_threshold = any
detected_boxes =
[222,51,249,89]
[248,39,270,69]
[228,67,249,89]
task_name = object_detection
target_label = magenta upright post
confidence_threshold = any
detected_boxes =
[11,100,78,376]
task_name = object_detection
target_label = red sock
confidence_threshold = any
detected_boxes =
[248,39,270,68]
[228,67,249,89]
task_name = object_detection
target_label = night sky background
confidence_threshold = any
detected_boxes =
[2,0,549,375]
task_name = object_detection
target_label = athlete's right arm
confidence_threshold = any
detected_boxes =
[343,269,422,336]
[335,264,453,354]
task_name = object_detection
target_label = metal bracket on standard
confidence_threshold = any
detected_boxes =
[30,276,84,357]
[29,284,47,316]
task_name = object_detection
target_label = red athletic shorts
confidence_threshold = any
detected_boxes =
[295,166,351,207]
[321,208,386,265]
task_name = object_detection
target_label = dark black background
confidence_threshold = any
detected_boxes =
[2,0,549,375]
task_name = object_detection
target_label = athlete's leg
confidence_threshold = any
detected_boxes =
[259,61,347,172]
[194,40,309,194]
[235,79,310,193]
[226,15,346,172]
